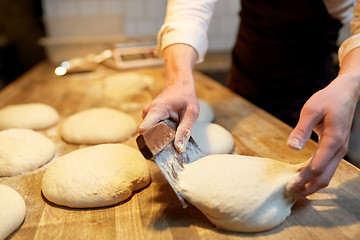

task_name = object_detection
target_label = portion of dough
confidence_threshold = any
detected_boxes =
[103,72,154,101]
[42,144,151,208]
[61,107,137,144]
[178,154,299,232]
[191,122,234,154]
[0,128,55,176]
[0,185,26,239]
[197,99,215,123]
[0,103,59,130]
[103,72,155,111]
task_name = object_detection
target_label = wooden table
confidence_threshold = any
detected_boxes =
[1,62,359,240]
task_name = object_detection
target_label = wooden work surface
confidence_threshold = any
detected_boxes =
[0,62,359,240]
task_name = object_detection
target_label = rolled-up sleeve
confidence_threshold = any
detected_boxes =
[339,0,360,65]
[155,0,217,63]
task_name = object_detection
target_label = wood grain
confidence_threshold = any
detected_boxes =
[0,62,359,240]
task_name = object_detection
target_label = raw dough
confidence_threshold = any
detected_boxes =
[61,107,137,144]
[0,128,55,176]
[42,144,151,208]
[197,99,215,123]
[178,154,299,232]
[103,72,154,101]
[103,72,155,111]
[191,122,234,154]
[0,185,26,239]
[0,103,59,130]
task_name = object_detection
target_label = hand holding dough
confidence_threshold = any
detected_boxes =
[178,154,300,232]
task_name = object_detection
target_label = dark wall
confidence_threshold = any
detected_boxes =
[0,0,45,88]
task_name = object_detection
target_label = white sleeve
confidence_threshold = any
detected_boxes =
[338,0,360,66]
[155,0,217,63]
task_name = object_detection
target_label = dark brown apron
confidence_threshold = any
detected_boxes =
[227,0,342,127]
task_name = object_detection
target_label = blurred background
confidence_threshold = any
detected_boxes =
[0,0,239,88]
[0,0,352,87]
[0,0,45,88]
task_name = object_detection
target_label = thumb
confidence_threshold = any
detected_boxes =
[174,110,198,153]
[287,110,320,150]
[174,124,191,153]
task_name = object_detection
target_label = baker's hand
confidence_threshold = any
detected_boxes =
[139,81,199,152]
[138,43,199,152]
[286,73,360,199]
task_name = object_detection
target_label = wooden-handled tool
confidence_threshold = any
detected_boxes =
[136,119,205,208]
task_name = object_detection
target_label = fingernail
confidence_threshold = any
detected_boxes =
[184,129,191,141]
[175,128,192,153]
[138,124,145,133]
[287,138,304,150]
[176,140,186,153]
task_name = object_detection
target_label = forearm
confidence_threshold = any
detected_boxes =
[163,43,197,88]
[140,43,200,151]
[338,0,360,66]
[338,46,360,101]
[339,46,360,75]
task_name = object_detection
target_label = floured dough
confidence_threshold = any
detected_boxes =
[0,103,59,130]
[0,185,26,239]
[103,72,155,111]
[42,144,151,208]
[197,99,215,123]
[103,72,154,101]
[61,107,137,144]
[191,122,234,154]
[178,154,299,232]
[0,128,55,176]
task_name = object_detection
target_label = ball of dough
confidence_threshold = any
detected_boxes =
[61,107,137,144]
[103,72,154,100]
[197,100,215,123]
[0,128,55,176]
[0,103,59,130]
[0,185,26,239]
[42,144,151,208]
[178,154,299,233]
[191,122,234,154]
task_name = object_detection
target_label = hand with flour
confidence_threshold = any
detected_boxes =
[139,44,200,152]
[287,47,360,199]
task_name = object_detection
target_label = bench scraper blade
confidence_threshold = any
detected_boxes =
[136,119,205,208]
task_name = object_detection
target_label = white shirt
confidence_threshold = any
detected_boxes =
[156,0,359,66]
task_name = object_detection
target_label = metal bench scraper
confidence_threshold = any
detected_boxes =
[136,119,205,208]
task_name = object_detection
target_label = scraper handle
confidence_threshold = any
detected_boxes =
[136,119,178,159]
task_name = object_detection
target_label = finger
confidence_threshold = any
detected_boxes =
[296,130,348,198]
[138,106,170,134]
[174,118,194,153]
[287,106,323,150]
[174,126,191,153]
[297,153,342,199]
[142,103,151,119]
[174,106,199,152]
[289,153,330,194]
[288,132,345,198]
[295,156,312,170]
[309,122,348,174]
